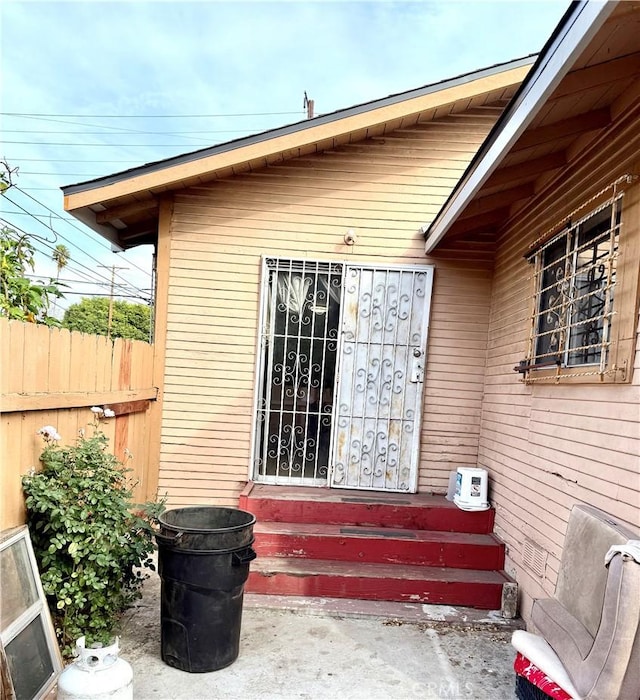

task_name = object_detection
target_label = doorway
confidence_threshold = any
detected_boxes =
[252,258,433,492]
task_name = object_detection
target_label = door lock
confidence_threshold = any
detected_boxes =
[410,355,424,383]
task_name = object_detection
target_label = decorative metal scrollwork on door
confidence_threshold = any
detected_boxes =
[254,259,342,483]
[332,266,432,492]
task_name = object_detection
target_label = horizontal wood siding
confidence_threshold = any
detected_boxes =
[479,135,640,620]
[1,320,156,529]
[159,110,502,507]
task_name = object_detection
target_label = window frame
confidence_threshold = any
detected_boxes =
[519,177,640,385]
[0,526,63,700]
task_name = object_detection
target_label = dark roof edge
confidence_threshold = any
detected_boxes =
[62,55,536,197]
[423,0,617,252]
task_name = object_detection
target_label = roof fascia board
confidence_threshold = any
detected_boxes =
[63,61,533,212]
[424,0,617,254]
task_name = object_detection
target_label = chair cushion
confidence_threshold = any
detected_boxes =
[531,598,594,670]
[572,554,640,700]
[555,505,637,637]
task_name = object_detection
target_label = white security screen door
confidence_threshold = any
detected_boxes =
[330,264,433,492]
[252,259,433,491]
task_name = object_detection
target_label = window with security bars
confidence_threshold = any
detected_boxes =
[528,197,621,373]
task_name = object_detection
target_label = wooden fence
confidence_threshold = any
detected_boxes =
[0,319,160,530]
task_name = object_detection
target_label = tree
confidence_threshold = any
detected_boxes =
[0,161,64,324]
[51,244,71,316]
[63,297,151,341]
[52,244,71,279]
[0,227,64,324]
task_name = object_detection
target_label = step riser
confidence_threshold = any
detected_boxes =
[254,533,504,570]
[241,485,507,610]
[246,572,503,610]
[242,498,495,534]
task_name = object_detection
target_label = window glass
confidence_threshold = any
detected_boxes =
[532,200,619,369]
[567,207,619,365]
[0,538,39,630]
[5,616,54,700]
[535,234,567,364]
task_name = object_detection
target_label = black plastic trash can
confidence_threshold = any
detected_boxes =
[155,506,257,673]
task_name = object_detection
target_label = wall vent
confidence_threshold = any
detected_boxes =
[522,538,547,578]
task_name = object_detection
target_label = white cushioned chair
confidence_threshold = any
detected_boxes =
[512,504,640,700]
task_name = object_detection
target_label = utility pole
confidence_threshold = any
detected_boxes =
[98,265,127,339]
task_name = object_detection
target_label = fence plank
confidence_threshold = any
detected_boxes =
[0,321,11,395]
[118,340,133,390]
[48,326,71,393]
[6,321,25,393]
[2,388,157,412]
[95,334,112,392]
[1,321,158,530]
[68,331,87,392]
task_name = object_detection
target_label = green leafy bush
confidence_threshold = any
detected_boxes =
[1,227,64,324]
[62,297,151,341]
[22,411,164,656]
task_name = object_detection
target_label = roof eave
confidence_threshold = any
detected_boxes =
[423,0,617,254]
[62,57,534,214]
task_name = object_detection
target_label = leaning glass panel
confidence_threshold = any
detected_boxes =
[5,616,55,700]
[0,538,39,630]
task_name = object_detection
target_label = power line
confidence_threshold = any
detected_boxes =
[1,203,150,298]
[0,209,77,222]
[3,129,259,136]
[23,273,152,302]
[3,114,213,142]
[51,289,152,300]
[1,218,150,300]
[7,158,145,163]
[12,186,153,281]
[2,114,289,143]
[2,110,303,118]
[26,273,151,291]
[19,172,122,177]
[4,193,115,263]
[2,223,110,289]
[4,141,222,147]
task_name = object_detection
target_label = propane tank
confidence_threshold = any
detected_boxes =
[57,636,133,700]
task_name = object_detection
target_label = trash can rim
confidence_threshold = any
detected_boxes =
[158,505,256,534]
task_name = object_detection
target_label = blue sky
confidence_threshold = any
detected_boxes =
[0,0,569,314]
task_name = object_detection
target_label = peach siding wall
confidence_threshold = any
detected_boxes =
[159,109,502,507]
[480,136,640,621]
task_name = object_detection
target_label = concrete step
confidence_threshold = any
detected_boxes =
[253,521,505,570]
[247,557,509,610]
[241,483,495,534]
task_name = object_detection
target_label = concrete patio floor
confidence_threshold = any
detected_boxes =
[118,572,523,699]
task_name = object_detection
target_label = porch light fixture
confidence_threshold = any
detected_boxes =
[344,229,357,245]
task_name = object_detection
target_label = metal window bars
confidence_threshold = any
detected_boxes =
[521,192,623,383]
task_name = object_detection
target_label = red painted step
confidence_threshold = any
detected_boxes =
[253,521,505,571]
[240,483,495,534]
[247,557,508,610]
[240,482,510,610]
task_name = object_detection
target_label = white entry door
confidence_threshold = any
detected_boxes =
[330,264,433,492]
[252,259,433,492]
